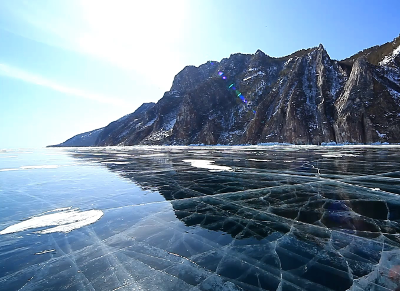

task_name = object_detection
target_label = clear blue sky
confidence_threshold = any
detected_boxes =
[1,0,399,148]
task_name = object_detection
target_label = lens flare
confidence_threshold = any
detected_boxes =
[211,62,256,114]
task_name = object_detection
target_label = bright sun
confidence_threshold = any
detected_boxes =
[76,0,188,89]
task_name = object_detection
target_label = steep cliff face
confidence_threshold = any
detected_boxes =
[244,45,348,144]
[335,45,400,144]
[52,35,400,146]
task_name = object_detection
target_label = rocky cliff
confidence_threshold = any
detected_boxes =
[51,35,400,146]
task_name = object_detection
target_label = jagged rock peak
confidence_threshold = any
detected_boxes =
[170,61,219,93]
[255,49,265,55]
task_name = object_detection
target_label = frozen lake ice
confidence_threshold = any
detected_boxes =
[1,145,400,290]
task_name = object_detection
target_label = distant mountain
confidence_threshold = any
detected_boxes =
[48,103,155,147]
[50,35,400,146]
[50,128,104,147]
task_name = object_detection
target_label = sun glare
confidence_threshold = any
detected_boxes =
[76,0,188,89]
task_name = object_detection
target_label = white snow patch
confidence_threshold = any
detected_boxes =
[42,207,73,214]
[35,249,56,255]
[321,142,338,146]
[0,208,103,235]
[183,159,232,172]
[284,58,293,66]
[20,165,59,169]
[228,130,244,135]
[243,71,265,81]
[147,129,173,141]
[321,153,358,158]
[169,90,181,97]
[257,142,293,146]
[144,118,156,127]
[255,80,266,95]
[330,68,343,98]
[376,130,387,138]
[388,88,400,104]
[140,153,165,157]
[383,67,400,86]
[379,44,400,66]
[165,118,176,131]
[247,158,272,162]
[273,81,296,116]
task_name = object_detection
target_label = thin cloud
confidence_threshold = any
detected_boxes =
[0,63,129,106]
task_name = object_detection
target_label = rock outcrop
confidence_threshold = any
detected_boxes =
[51,35,400,146]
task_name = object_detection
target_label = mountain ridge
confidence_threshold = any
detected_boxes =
[49,35,400,147]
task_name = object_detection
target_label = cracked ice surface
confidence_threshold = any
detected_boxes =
[2,146,400,290]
